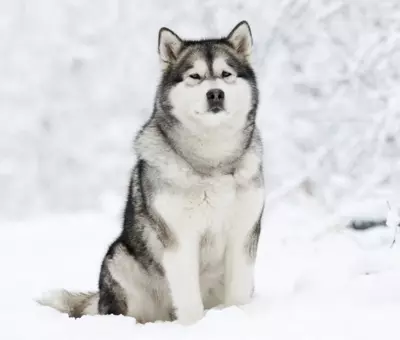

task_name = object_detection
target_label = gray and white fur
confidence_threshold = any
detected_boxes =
[38,21,265,325]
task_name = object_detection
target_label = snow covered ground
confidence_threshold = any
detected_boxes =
[1,199,400,340]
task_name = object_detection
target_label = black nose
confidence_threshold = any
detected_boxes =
[206,89,225,104]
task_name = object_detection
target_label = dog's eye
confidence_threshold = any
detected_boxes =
[221,71,232,78]
[189,73,201,80]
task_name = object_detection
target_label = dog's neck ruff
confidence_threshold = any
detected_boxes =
[156,116,253,176]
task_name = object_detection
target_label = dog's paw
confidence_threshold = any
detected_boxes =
[224,295,252,308]
[176,307,204,325]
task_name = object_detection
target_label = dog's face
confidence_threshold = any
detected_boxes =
[157,21,258,132]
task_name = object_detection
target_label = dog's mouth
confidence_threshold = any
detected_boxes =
[208,106,224,114]
[194,107,228,116]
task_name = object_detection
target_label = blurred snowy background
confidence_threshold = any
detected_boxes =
[1,0,400,220]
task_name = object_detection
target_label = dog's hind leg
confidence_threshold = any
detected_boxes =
[98,266,128,316]
[98,244,130,316]
[98,241,164,323]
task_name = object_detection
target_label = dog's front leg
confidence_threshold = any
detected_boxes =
[163,232,204,325]
[224,231,256,306]
[224,185,264,307]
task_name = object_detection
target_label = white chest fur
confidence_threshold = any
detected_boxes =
[153,174,237,237]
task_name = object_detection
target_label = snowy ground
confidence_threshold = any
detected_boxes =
[1,199,399,340]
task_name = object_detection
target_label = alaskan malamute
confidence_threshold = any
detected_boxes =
[38,21,265,325]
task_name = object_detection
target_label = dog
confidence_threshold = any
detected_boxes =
[38,20,265,325]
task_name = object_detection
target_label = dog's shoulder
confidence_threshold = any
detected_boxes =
[134,119,200,187]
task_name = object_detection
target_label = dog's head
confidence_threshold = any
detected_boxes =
[156,21,258,132]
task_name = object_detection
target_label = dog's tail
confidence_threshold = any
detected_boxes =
[36,289,99,318]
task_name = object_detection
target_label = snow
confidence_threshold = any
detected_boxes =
[1,0,400,339]
[1,199,400,340]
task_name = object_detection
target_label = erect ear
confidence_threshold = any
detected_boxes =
[227,21,253,59]
[158,27,183,68]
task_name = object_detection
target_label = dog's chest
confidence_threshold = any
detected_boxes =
[154,175,237,277]
[153,174,236,235]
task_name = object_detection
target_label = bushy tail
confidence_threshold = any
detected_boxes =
[37,289,99,318]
